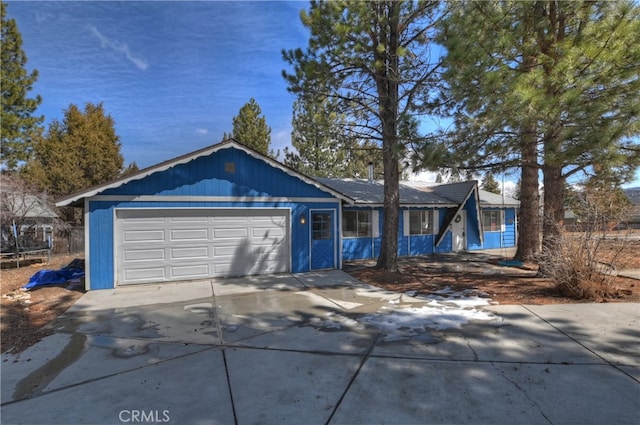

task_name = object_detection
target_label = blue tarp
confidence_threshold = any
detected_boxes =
[22,259,85,290]
[498,259,524,267]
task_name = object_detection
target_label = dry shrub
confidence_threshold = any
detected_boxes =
[537,228,627,300]
[537,185,633,300]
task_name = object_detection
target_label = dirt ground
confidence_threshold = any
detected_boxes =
[1,238,639,354]
[1,255,85,354]
[349,263,640,306]
[349,239,640,306]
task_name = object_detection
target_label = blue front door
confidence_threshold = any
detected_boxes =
[311,210,335,270]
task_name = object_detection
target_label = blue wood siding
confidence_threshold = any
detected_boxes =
[464,195,482,250]
[483,231,502,249]
[342,207,451,260]
[468,207,518,251]
[87,200,338,289]
[341,207,381,261]
[503,208,517,247]
[434,208,453,253]
[101,148,333,199]
[408,235,434,255]
[88,202,114,290]
[343,238,376,260]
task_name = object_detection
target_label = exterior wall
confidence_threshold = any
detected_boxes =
[100,148,331,199]
[341,206,452,261]
[340,203,518,260]
[503,208,517,247]
[464,195,482,250]
[88,200,339,290]
[468,207,518,250]
[85,147,341,290]
[341,207,382,261]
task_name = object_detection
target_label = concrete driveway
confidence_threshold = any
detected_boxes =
[1,271,639,425]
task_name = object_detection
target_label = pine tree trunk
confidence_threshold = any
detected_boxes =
[514,128,540,262]
[541,164,565,262]
[376,151,400,272]
[375,2,400,272]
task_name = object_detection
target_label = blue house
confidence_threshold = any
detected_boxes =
[56,140,518,290]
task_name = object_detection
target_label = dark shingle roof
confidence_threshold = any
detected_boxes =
[316,178,458,205]
[477,189,520,206]
[430,181,477,204]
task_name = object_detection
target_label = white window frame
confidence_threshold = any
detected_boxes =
[409,210,433,235]
[343,210,373,238]
[403,209,439,236]
[482,210,502,232]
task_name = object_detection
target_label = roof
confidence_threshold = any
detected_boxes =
[429,181,478,204]
[56,139,353,207]
[477,189,520,207]
[406,181,519,207]
[316,178,457,206]
[2,193,58,219]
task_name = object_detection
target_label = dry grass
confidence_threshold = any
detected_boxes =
[1,255,85,353]
[536,230,640,300]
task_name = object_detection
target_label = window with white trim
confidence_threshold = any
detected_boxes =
[409,210,433,235]
[482,210,501,232]
[342,210,372,237]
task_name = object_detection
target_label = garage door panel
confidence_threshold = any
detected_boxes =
[170,246,209,259]
[255,241,283,250]
[124,248,165,261]
[124,229,165,242]
[213,245,236,256]
[125,267,166,282]
[117,209,289,285]
[252,227,285,238]
[170,228,208,241]
[171,264,209,278]
[213,228,249,239]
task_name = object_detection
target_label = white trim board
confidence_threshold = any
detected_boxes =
[90,195,341,204]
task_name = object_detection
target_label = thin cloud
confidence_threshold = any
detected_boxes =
[195,128,209,136]
[88,24,149,71]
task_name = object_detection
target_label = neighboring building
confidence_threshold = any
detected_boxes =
[1,191,58,252]
[564,187,640,231]
[623,188,640,229]
[56,140,518,290]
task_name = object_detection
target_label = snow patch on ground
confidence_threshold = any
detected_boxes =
[359,286,502,341]
[310,312,364,331]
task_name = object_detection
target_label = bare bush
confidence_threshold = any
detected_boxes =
[536,190,630,300]
[537,230,624,299]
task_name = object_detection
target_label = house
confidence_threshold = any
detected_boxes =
[56,139,518,290]
[623,187,640,229]
[1,189,58,253]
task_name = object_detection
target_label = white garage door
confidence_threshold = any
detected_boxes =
[115,209,289,285]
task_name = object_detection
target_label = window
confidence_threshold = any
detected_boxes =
[409,210,433,235]
[482,210,501,232]
[312,213,332,240]
[343,210,372,238]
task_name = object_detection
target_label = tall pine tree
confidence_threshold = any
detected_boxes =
[481,173,501,195]
[284,97,382,178]
[228,98,272,156]
[421,0,640,260]
[22,103,124,199]
[1,2,43,171]
[283,1,443,271]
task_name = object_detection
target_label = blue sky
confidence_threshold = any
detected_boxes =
[7,1,308,168]
[6,1,639,188]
